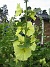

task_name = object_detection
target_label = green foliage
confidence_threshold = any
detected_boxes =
[40,58,46,65]
[34,8,41,14]
[0,21,16,67]
[0,4,8,23]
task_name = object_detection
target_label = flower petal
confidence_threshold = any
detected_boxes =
[30,42,36,51]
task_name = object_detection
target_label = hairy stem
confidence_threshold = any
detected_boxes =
[25,0,27,45]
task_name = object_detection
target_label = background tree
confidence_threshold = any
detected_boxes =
[42,10,48,15]
[27,6,31,10]
[0,4,8,23]
[33,8,42,14]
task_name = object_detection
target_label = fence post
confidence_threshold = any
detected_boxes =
[41,20,44,45]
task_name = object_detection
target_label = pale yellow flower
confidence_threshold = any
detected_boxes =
[13,41,32,61]
[13,40,36,61]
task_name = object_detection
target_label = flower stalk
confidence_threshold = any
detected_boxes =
[25,0,28,45]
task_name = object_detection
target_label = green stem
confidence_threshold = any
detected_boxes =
[25,0,27,45]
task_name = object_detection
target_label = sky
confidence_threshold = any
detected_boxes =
[0,0,50,18]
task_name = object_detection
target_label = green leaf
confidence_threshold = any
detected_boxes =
[30,15,36,21]
[28,10,36,21]
[17,44,29,49]
[16,22,18,25]
[18,37,31,48]
[15,3,23,16]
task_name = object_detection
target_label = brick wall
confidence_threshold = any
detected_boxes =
[34,17,50,42]
[44,22,50,42]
